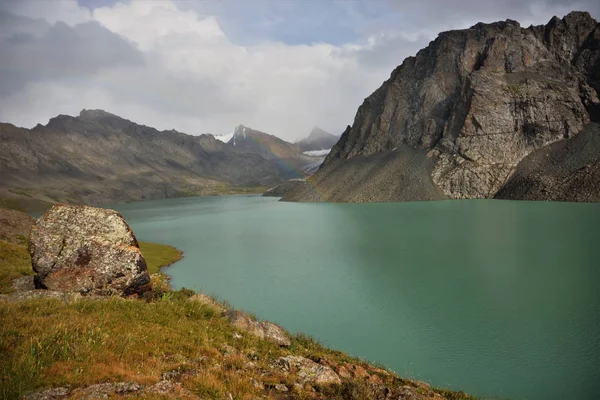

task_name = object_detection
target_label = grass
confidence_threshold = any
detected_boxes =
[0,240,34,294]
[0,290,329,399]
[1,293,474,400]
[138,242,183,275]
[0,227,477,400]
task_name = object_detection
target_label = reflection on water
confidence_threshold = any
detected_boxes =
[113,196,600,400]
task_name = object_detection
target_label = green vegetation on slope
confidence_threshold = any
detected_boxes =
[138,242,183,275]
[0,292,475,400]
[0,240,34,294]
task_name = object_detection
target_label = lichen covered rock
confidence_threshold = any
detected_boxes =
[28,204,150,296]
[274,355,341,385]
[225,310,291,346]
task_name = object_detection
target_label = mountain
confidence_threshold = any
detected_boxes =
[296,127,339,152]
[227,125,318,176]
[0,110,316,206]
[281,12,600,203]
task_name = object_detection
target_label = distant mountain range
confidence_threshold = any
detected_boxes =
[0,110,330,206]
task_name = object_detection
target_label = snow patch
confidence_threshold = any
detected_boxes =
[213,132,234,143]
[303,149,331,157]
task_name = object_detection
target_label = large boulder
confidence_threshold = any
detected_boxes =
[28,204,150,296]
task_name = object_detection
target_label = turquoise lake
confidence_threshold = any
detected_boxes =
[113,196,600,400]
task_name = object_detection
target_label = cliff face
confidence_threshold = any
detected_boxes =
[288,12,600,202]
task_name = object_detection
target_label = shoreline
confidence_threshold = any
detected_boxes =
[0,206,476,400]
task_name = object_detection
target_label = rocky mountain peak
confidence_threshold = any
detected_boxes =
[307,127,332,140]
[287,11,600,203]
[297,127,339,152]
[233,124,249,138]
[78,109,120,122]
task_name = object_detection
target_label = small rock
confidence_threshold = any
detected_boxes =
[344,363,370,379]
[12,276,35,292]
[274,384,288,392]
[368,374,383,385]
[261,321,291,347]
[161,367,198,381]
[250,378,264,390]
[274,356,341,385]
[224,310,290,347]
[233,332,243,339]
[21,387,70,400]
[9,290,81,302]
[70,382,141,399]
[337,366,352,379]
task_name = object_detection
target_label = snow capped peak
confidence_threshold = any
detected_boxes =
[234,125,247,135]
[213,132,234,143]
[233,125,250,144]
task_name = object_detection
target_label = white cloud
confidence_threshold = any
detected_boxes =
[0,0,599,141]
[1,0,91,25]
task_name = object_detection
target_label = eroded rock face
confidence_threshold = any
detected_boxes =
[28,204,150,296]
[293,12,600,202]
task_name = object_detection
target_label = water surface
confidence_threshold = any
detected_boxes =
[113,196,600,400]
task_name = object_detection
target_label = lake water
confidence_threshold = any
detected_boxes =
[113,196,600,400]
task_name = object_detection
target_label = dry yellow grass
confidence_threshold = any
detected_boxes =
[138,242,183,275]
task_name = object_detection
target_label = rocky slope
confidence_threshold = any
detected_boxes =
[297,127,339,152]
[0,110,315,206]
[284,12,600,202]
[495,122,600,201]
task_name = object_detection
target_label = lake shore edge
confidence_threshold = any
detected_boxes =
[0,205,478,400]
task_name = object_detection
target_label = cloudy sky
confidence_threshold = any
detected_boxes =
[1,0,599,141]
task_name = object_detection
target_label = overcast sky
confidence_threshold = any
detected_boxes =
[1,0,599,141]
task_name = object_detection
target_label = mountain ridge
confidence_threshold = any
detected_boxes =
[0,110,317,207]
[282,11,600,202]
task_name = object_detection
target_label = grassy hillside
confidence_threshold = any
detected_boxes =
[0,208,475,400]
